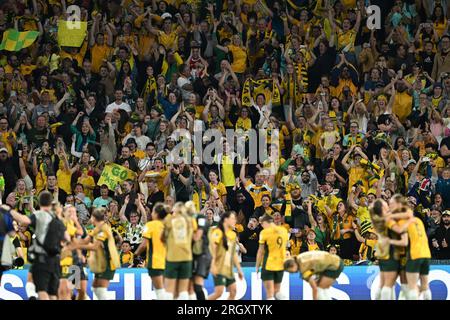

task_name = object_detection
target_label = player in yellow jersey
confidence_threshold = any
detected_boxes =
[162,202,198,300]
[70,208,120,300]
[374,195,413,300]
[58,205,83,300]
[284,251,344,300]
[387,215,432,300]
[208,211,244,300]
[135,203,169,300]
[256,215,289,300]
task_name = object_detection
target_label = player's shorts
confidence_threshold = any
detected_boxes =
[32,260,60,296]
[95,265,115,281]
[214,275,235,287]
[405,258,430,275]
[193,254,212,279]
[321,260,344,279]
[164,261,192,279]
[148,268,164,277]
[60,265,71,279]
[261,269,284,284]
[378,258,400,272]
[79,266,87,281]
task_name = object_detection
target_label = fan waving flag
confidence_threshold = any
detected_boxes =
[0,29,39,51]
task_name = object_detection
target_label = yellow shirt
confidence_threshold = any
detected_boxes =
[337,29,356,52]
[393,91,413,123]
[227,45,247,73]
[289,238,302,256]
[142,220,166,270]
[210,227,237,278]
[163,213,197,262]
[407,218,431,260]
[210,182,227,199]
[348,166,368,194]
[259,225,289,271]
[359,239,377,260]
[93,223,121,271]
[132,149,146,160]
[60,220,78,269]
[235,117,252,132]
[434,21,448,38]
[120,251,134,265]
[158,30,178,51]
[245,180,272,208]
[57,168,72,195]
[91,44,113,74]
[77,175,95,200]
[145,170,169,196]
[295,251,342,280]
[19,64,36,76]
[0,131,16,156]
[220,155,235,187]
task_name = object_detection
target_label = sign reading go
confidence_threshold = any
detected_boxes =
[98,163,137,191]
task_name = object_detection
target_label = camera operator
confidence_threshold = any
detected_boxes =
[8,191,69,300]
[0,205,18,281]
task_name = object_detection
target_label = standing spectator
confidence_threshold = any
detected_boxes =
[434,210,450,259]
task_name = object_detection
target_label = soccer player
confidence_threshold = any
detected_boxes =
[208,211,244,300]
[256,214,289,300]
[59,205,83,300]
[162,202,198,300]
[135,202,169,300]
[186,201,212,300]
[385,195,413,300]
[70,208,120,300]
[387,215,432,300]
[284,250,344,300]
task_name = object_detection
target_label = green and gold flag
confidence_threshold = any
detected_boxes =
[57,20,87,47]
[0,29,39,51]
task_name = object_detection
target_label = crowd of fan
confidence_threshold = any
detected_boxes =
[0,0,450,267]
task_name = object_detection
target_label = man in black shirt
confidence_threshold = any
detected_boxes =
[0,147,19,202]
[434,211,450,259]
[239,217,261,262]
[116,145,139,172]
[39,174,67,205]
[166,162,192,202]
[419,41,435,75]
[145,178,164,211]
[440,135,450,164]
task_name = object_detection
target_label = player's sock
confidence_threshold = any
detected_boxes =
[25,282,38,300]
[374,286,381,300]
[420,289,432,300]
[324,289,332,300]
[380,287,392,300]
[155,288,166,300]
[194,284,206,300]
[391,286,396,300]
[398,284,408,300]
[266,297,276,300]
[165,292,174,300]
[177,291,189,300]
[189,293,197,300]
[406,288,419,300]
[275,292,288,300]
[93,287,108,300]
[317,288,330,300]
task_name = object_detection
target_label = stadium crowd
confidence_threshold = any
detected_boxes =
[0,0,450,288]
